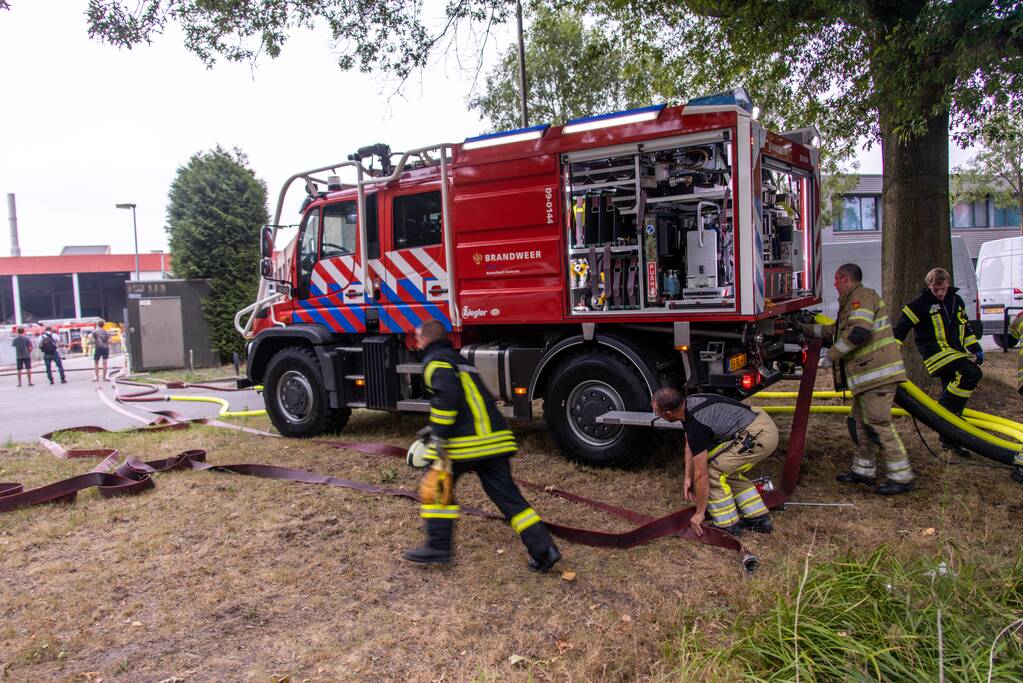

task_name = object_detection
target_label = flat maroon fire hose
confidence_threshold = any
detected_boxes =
[2,342,821,570]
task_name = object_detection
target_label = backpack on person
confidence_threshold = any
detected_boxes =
[40,333,57,355]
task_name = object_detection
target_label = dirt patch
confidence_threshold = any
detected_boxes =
[2,360,1022,681]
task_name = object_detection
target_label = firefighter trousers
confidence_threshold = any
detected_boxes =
[418,456,556,561]
[705,409,779,528]
[934,357,982,418]
[849,386,913,483]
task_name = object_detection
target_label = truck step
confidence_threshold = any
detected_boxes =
[344,374,365,381]
[396,399,431,412]
[396,363,424,374]
[338,346,363,353]
[596,411,684,430]
[346,401,367,409]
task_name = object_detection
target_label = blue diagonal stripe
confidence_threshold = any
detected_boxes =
[299,300,337,331]
[321,304,357,333]
[377,280,424,329]
[396,278,451,327]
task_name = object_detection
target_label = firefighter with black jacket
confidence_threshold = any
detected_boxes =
[893,267,983,455]
[402,319,562,571]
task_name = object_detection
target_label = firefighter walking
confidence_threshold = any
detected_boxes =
[802,263,915,494]
[403,319,561,572]
[893,267,984,455]
[652,388,779,536]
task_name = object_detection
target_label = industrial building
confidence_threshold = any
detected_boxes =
[1,246,169,325]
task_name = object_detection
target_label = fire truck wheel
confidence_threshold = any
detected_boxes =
[543,350,654,467]
[264,346,335,438]
[993,333,1017,349]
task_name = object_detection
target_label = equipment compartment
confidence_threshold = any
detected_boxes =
[564,134,736,313]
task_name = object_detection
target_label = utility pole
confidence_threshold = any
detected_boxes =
[515,0,529,128]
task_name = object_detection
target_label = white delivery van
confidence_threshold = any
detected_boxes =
[977,236,1023,348]
[820,236,979,329]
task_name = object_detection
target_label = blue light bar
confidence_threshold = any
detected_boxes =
[686,87,754,114]
[562,104,666,134]
[462,124,549,150]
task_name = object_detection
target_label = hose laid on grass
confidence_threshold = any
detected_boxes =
[756,382,1023,466]
[166,395,267,418]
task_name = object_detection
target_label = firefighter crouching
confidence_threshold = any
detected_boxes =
[1005,311,1023,483]
[403,319,562,572]
[893,267,983,456]
[652,388,779,536]
[801,263,915,495]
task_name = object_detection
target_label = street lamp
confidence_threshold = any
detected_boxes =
[115,203,139,281]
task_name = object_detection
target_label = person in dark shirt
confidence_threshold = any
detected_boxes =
[40,326,67,384]
[92,320,111,382]
[653,388,779,537]
[11,326,34,387]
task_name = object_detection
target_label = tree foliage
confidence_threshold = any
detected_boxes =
[467,6,651,131]
[953,109,1023,228]
[167,146,269,360]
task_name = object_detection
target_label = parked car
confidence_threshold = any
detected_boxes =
[977,236,1023,348]
[820,236,979,327]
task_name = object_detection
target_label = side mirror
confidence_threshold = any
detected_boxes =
[260,257,273,278]
[260,225,274,259]
[969,319,984,338]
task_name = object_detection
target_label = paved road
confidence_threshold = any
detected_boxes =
[0,354,265,443]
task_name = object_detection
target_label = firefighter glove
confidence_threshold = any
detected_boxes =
[975,350,984,365]
[419,463,454,506]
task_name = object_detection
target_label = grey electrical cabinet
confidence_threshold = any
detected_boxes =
[125,279,216,370]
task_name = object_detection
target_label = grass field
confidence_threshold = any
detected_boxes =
[2,353,1023,681]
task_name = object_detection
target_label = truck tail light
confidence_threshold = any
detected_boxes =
[741,371,761,391]
[801,348,807,366]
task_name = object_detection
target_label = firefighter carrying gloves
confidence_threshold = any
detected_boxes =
[894,267,983,456]
[403,319,562,572]
[801,263,915,495]
[652,388,779,537]
[1005,311,1023,483]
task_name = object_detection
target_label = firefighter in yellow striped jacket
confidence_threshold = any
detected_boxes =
[893,267,983,455]
[801,263,915,495]
[1006,311,1023,483]
[402,319,561,571]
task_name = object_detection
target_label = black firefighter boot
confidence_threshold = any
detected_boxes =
[402,518,454,565]
[521,523,561,573]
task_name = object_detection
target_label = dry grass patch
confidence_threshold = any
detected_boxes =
[2,357,1022,681]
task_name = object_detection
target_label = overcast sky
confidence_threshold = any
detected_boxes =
[1,3,978,258]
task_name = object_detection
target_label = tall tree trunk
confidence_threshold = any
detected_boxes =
[881,106,952,388]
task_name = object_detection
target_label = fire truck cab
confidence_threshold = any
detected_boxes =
[237,88,822,466]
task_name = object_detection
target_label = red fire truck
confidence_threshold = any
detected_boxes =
[236,89,822,466]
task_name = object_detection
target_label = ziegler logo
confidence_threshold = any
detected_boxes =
[462,306,499,319]
[545,187,554,224]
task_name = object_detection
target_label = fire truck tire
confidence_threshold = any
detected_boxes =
[993,334,1017,349]
[264,346,343,438]
[543,350,654,467]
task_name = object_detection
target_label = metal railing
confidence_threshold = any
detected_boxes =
[235,143,460,338]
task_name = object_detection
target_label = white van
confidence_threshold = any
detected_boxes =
[820,236,979,328]
[977,236,1023,347]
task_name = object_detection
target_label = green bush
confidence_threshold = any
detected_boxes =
[166,146,268,360]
